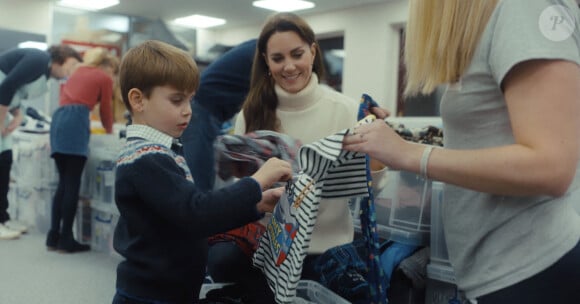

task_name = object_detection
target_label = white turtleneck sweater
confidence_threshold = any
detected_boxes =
[235,74,359,253]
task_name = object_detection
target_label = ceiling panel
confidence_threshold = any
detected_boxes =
[97,0,394,29]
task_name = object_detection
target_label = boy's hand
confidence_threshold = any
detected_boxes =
[256,186,285,213]
[251,157,292,190]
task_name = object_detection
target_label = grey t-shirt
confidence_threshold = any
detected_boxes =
[440,0,580,298]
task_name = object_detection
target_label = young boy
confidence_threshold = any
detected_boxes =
[112,40,292,304]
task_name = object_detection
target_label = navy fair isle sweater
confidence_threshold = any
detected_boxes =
[114,124,264,303]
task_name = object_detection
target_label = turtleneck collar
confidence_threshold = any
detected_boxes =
[276,73,322,111]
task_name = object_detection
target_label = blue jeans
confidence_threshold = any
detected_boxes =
[181,103,221,192]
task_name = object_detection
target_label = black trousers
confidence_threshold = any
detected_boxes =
[50,153,86,237]
[477,240,580,304]
[0,150,12,223]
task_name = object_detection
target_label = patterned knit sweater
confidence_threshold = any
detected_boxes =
[114,124,264,303]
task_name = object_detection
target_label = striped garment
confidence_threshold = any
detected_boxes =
[253,123,371,303]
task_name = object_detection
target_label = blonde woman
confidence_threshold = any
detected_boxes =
[47,47,119,253]
[344,0,580,302]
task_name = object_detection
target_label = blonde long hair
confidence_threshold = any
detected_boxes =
[404,0,499,96]
[82,47,120,74]
[83,47,123,122]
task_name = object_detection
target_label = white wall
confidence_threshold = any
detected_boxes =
[0,0,408,113]
[0,0,52,37]
[207,0,409,113]
[0,0,54,114]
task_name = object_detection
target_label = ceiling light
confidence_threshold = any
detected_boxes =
[18,41,48,50]
[56,0,120,11]
[252,0,315,12]
[173,14,227,29]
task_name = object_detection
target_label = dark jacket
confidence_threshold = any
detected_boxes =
[0,48,49,106]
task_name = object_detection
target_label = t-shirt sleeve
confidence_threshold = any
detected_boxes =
[488,0,580,85]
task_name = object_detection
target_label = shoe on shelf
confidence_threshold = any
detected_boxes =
[0,224,21,240]
[46,230,60,251]
[4,220,28,234]
[57,236,90,253]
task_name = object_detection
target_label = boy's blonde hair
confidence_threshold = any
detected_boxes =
[404,0,499,96]
[119,40,199,113]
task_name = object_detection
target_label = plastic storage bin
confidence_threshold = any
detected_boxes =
[75,199,92,244]
[80,134,121,200]
[429,181,452,266]
[199,281,349,304]
[7,185,54,233]
[294,280,350,303]
[371,170,433,246]
[91,207,119,257]
[95,160,116,204]
[7,182,17,220]
[33,187,55,234]
[11,131,58,188]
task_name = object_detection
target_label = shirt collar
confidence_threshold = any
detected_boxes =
[126,124,177,149]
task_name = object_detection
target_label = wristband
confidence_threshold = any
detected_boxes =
[420,146,434,179]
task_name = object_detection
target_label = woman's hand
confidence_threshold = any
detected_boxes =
[343,120,415,171]
[371,106,390,119]
[3,109,23,136]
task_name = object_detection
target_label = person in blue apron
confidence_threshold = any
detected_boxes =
[47,48,119,253]
[0,45,82,240]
